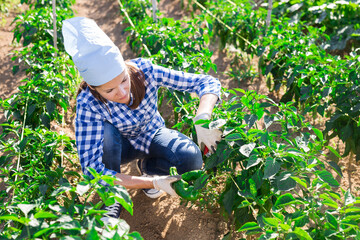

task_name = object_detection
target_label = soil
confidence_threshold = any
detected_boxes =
[0,0,359,239]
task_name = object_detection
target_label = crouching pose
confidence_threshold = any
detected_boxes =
[62,17,222,219]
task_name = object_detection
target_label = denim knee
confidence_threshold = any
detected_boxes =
[146,128,203,175]
[176,142,203,174]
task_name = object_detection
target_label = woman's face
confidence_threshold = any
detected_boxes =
[95,70,131,104]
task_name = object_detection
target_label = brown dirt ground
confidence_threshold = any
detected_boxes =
[1,0,359,239]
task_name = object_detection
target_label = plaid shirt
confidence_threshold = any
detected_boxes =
[75,58,221,177]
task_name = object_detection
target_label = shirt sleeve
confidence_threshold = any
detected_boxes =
[146,59,221,99]
[75,98,117,179]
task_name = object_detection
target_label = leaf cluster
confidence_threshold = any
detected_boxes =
[0,0,142,239]
[171,88,360,238]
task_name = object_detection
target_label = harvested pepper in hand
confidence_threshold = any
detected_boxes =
[169,167,204,201]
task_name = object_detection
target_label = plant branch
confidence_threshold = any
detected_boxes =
[52,0,57,55]
[117,0,152,57]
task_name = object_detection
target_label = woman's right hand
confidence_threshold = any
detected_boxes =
[152,175,182,196]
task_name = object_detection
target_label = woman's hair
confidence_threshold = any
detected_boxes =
[76,61,146,111]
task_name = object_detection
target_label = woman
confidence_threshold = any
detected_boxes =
[62,17,222,219]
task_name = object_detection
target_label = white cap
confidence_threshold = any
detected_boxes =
[62,17,126,86]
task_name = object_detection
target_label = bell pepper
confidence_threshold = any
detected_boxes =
[169,166,204,201]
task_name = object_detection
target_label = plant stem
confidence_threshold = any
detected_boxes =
[14,97,29,184]
[52,0,57,55]
[266,0,273,30]
[348,152,353,192]
[192,0,256,49]
[61,108,64,167]
[152,0,157,22]
[228,174,273,218]
[117,0,152,57]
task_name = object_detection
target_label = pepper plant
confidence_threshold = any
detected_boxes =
[170,88,351,238]
[272,0,360,51]
[12,5,73,48]
[0,168,142,239]
[0,0,141,237]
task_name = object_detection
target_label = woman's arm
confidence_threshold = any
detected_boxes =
[195,93,219,117]
[114,173,154,189]
[193,93,222,153]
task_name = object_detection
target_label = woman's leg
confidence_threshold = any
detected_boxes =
[102,121,145,173]
[145,128,203,175]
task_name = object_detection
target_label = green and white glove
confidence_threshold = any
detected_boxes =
[193,113,222,153]
[153,175,181,197]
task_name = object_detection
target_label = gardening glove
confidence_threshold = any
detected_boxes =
[153,175,181,197]
[193,113,222,153]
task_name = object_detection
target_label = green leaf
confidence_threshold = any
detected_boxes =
[326,146,341,158]
[237,222,261,232]
[344,189,356,206]
[263,157,281,179]
[227,103,243,111]
[280,224,291,231]
[223,185,236,215]
[290,176,308,188]
[193,174,209,190]
[209,119,226,129]
[276,172,296,191]
[240,143,256,157]
[293,227,312,240]
[87,167,99,179]
[46,101,56,115]
[194,119,208,125]
[327,161,342,177]
[40,113,50,129]
[225,133,242,141]
[320,193,338,209]
[264,115,273,129]
[274,193,296,208]
[57,215,73,223]
[326,212,338,229]
[19,137,29,152]
[263,217,279,227]
[344,207,360,213]
[18,204,36,217]
[246,155,262,169]
[0,215,26,224]
[51,184,72,197]
[312,128,323,141]
[340,124,352,141]
[86,227,100,240]
[59,98,68,111]
[34,211,58,219]
[76,182,90,196]
[237,200,251,209]
[39,184,48,196]
[249,179,257,197]
[108,185,133,215]
[87,209,107,215]
[293,214,309,228]
[27,104,36,117]
[326,191,341,201]
[58,221,81,230]
[317,170,339,187]
[259,102,273,108]
[244,114,257,128]
[33,228,53,238]
[12,65,20,74]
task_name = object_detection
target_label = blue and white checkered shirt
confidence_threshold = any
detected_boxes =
[75,58,221,177]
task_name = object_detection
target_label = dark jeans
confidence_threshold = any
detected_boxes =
[102,121,203,175]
